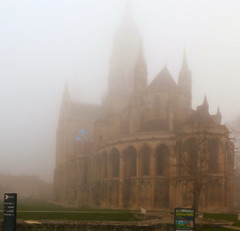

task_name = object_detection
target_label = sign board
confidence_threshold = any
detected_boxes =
[3,193,17,231]
[174,208,195,231]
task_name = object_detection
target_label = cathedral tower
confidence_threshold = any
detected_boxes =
[133,43,148,94]
[105,4,142,114]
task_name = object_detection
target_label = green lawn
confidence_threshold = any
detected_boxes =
[0,198,132,212]
[1,199,79,211]
[1,199,240,224]
[15,211,137,221]
[0,226,236,231]
[203,213,240,226]
[198,228,238,231]
[0,199,138,221]
[203,213,238,222]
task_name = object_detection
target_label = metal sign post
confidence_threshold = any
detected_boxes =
[3,193,17,231]
[174,208,195,231]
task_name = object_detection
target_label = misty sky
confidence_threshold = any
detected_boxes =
[0,0,240,182]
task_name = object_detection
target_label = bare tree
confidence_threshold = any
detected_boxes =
[175,121,228,212]
[226,116,240,208]
[226,116,240,168]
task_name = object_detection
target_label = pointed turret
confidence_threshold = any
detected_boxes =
[196,95,210,118]
[178,49,192,108]
[213,106,222,124]
[134,42,147,93]
[217,106,222,117]
[188,95,212,123]
[203,95,209,109]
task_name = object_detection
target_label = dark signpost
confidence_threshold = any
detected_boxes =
[3,193,17,231]
[174,208,195,231]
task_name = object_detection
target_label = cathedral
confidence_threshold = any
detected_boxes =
[54,8,234,212]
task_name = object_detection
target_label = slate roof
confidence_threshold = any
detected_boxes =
[148,66,177,92]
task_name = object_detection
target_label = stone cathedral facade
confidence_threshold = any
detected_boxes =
[54,10,234,211]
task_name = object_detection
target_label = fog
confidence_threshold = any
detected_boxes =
[0,0,240,182]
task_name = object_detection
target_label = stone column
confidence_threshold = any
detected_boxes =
[136,145,140,207]
[119,150,125,208]
[106,151,110,207]
[168,143,177,209]
[150,143,156,208]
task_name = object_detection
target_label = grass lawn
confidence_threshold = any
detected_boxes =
[1,199,79,211]
[198,228,238,231]
[203,213,240,226]
[203,213,238,222]
[0,199,138,221]
[1,199,240,225]
[15,211,138,221]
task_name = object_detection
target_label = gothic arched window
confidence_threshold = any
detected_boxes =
[124,146,137,178]
[185,138,198,175]
[140,145,151,176]
[110,148,120,178]
[102,152,108,179]
[208,139,221,173]
[156,144,169,176]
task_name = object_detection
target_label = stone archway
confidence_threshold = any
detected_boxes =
[122,146,137,208]
[155,144,169,176]
[101,152,108,179]
[109,148,120,207]
[110,148,120,178]
[208,139,222,173]
[123,146,137,178]
[154,144,169,208]
[138,144,152,208]
[140,144,151,176]
[99,151,108,207]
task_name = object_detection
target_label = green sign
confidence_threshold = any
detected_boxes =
[174,208,195,231]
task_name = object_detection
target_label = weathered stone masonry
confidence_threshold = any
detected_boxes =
[54,7,234,211]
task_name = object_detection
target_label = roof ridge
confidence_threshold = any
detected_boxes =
[149,66,177,90]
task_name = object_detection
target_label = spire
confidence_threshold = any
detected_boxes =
[178,47,192,108]
[107,2,141,114]
[215,106,222,124]
[134,41,147,93]
[203,94,209,108]
[179,47,190,75]
[217,106,222,117]
[182,47,188,70]
[135,42,146,72]
[194,95,212,123]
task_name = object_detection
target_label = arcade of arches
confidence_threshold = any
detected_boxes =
[54,134,233,211]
